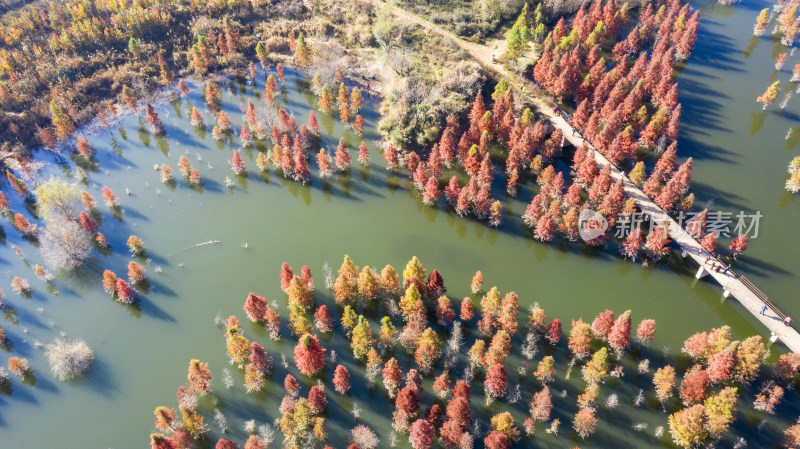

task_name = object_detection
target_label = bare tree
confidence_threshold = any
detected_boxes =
[351,425,379,449]
[45,337,94,381]
[308,38,349,92]
[40,218,92,271]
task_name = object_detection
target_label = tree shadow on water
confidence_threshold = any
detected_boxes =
[689,20,745,73]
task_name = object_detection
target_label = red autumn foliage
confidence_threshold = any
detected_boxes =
[530,386,552,422]
[730,235,748,258]
[706,350,735,383]
[433,371,451,398]
[314,305,334,333]
[215,439,240,449]
[608,310,632,354]
[436,296,455,326]
[485,363,507,399]
[80,211,98,235]
[293,333,326,375]
[396,385,421,415]
[460,297,475,321]
[636,319,656,346]
[680,365,709,405]
[243,292,268,322]
[128,261,146,284]
[545,319,562,344]
[333,364,351,394]
[308,385,327,413]
[425,403,443,428]
[484,431,510,449]
[446,396,472,426]
[284,374,300,396]
[409,419,435,449]
[230,150,246,175]
[775,353,800,379]
[115,278,137,303]
[280,262,294,291]
[249,342,270,372]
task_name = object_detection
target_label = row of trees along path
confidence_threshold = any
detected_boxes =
[369,0,800,353]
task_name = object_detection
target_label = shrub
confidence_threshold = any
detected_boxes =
[40,218,92,271]
[45,337,95,381]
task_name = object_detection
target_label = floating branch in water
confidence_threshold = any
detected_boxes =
[169,240,220,256]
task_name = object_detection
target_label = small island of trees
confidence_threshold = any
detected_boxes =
[148,256,800,449]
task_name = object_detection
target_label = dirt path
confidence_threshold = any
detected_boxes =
[370,0,800,351]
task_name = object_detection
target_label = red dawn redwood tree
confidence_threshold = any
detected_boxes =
[644,227,671,261]
[308,385,327,413]
[216,438,240,449]
[333,364,350,394]
[460,297,475,321]
[284,374,300,396]
[383,357,403,398]
[334,138,351,172]
[592,310,614,340]
[433,371,451,398]
[244,436,264,449]
[729,235,748,258]
[775,353,800,379]
[620,228,642,260]
[294,333,326,375]
[484,431,510,449]
[314,305,334,333]
[358,141,369,166]
[249,342,271,373]
[422,176,439,206]
[608,310,632,357]
[187,359,212,395]
[436,296,455,326]
[128,261,146,284]
[573,407,598,439]
[569,319,592,360]
[79,211,97,235]
[680,365,709,405]
[307,110,320,135]
[530,386,552,422]
[116,279,137,304]
[485,363,508,401]
[707,349,735,383]
[280,262,294,292]
[636,319,656,346]
[409,419,434,449]
[545,319,561,344]
[244,293,268,322]
[397,385,421,415]
[150,434,174,449]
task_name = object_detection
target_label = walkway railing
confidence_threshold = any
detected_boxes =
[739,275,786,320]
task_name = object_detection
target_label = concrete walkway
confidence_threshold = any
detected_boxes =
[373,0,800,352]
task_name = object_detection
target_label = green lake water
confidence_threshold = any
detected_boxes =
[2,3,800,445]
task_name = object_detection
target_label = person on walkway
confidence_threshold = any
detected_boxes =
[722,266,730,274]
[760,305,768,315]
[704,256,711,265]
[366,82,370,91]
[785,316,793,326]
